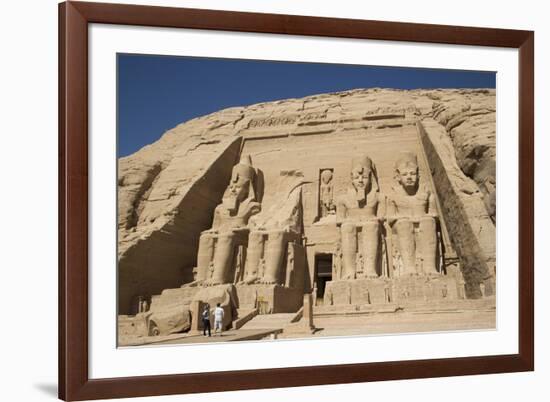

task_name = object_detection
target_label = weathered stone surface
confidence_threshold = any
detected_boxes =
[428,89,496,220]
[118,136,243,314]
[324,276,460,307]
[418,119,495,297]
[118,88,496,314]
[235,284,304,313]
[283,293,316,335]
[140,283,238,337]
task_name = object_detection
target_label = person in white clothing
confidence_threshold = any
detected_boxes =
[214,303,224,336]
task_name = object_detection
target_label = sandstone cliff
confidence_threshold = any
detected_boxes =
[118,88,496,313]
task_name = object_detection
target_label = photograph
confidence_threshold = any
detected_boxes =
[116,54,497,347]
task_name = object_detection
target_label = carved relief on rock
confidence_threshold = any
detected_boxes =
[319,169,336,220]
[335,155,385,279]
[386,152,439,276]
[248,115,298,128]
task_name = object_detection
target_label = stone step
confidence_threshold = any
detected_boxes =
[239,313,297,330]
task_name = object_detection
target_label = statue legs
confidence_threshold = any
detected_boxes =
[394,219,416,275]
[262,230,285,284]
[418,217,438,275]
[196,233,215,282]
[243,231,264,283]
[209,233,235,285]
[362,221,379,278]
[340,223,357,279]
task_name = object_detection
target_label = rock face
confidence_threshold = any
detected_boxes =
[118,88,496,314]
[118,136,243,314]
[429,90,496,222]
[419,119,495,297]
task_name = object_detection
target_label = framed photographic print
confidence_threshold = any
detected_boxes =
[59,1,534,400]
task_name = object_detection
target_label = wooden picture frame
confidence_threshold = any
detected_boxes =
[59,1,534,400]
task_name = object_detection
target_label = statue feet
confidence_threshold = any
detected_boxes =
[182,280,202,288]
[203,279,224,287]
[258,278,278,285]
[238,277,258,285]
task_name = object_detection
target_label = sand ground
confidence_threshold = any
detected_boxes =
[121,308,495,346]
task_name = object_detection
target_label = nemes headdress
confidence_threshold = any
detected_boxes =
[232,154,255,180]
[351,155,373,172]
[394,152,418,171]
[229,154,257,200]
[350,154,379,193]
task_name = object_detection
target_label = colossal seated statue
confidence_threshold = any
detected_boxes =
[386,152,439,276]
[336,156,384,279]
[195,155,261,286]
[241,170,305,286]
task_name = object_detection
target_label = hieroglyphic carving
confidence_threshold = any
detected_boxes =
[248,115,298,128]
[300,112,327,122]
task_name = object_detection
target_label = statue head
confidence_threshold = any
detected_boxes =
[224,155,256,212]
[320,169,333,185]
[350,155,374,201]
[394,152,419,193]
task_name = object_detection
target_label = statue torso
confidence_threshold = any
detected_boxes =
[338,188,379,222]
[214,198,260,231]
[389,184,430,218]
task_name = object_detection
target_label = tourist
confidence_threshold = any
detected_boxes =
[202,304,211,337]
[214,303,224,336]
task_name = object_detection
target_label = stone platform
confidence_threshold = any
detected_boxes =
[150,282,304,315]
[324,275,463,308]
[235,284,303,314]
[118,282,304,338]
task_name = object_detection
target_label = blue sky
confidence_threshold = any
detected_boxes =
[118,54,496,157]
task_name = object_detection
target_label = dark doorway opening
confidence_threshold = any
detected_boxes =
[315,254,333,304]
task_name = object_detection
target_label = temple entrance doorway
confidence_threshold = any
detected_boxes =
[314,254,333,305]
